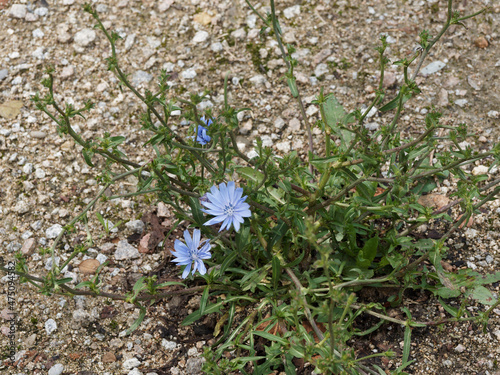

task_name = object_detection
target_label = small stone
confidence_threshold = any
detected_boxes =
[23,163,33,175]
[487,110,499,119]
[95,4,107,12]
[454,99,468,107]
[193,12,212,25]
[210,42,223,52]
[192,31,209,43]
[35,168,46,179]
[102,351,116,363]
[467,75,482,91]
[31,220,43,231]
[115,240,140,260]
[96,254,108,264]
[249,75,267,85]
[31,131,47,139]
[364,122,380,131]
[46,224,63,239]
[314,63,329,78]
[126,220,145,233]
[0,69,8,81]
[79,259,100,275]
[276,141,290,153]
[289,118,301,132]
[56,23,72,43]
[157,202,169,217]
[231,28,246,40]
[466,261,477,270]
[420,61,446,76]
[45,319,57,335]
[161,339,177,350]
[48,364,64,375]
[6,242,21,253]
[274,117,285,130]
[125,34,136,51]
[72,309,90,324]
[181,69,197,79]
[186,357,205,373]
[45,256,60,271]
[34,7,49,16]
[464,228,478,239]
[442,359,453,367]
[472,165,489,175]
[454,344,466,353]
[239,119,253,135]
[313,49,332,65]
[74,29,96,47]
[24,333,37,348]
[306,105,318,116]
[383,72,397,88]
[61,66,75,79]
[123,358,141,370]
[283,5,300,19]
[14,200,30,214]
[158,0,174,12]
[131,70,153,86]
[9,4,27,19]
[474,36,488,49]
[260,135,273,148]
[443,76,458,89]
[437,88,449,106]
[21,238,36,255]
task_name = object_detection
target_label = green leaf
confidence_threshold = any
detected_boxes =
[155,281,185,288]
[356,235,379,268]
[402,324,411,365]
[125,305,146,335]
[438,298,459,317]
[322,95,354,151]
[75,281,94,289]
[379,92,413,112]
[82,149,94,167]
[271,256,282,290]
[181,296,256,326]
[236,167,265,185]
[252,331,289,346]
[199,286,210,316]
[55,277,74,285]
[323,95,346,127]
[220,251,238,275]
[468,286,497,305]
[189,197,205,226]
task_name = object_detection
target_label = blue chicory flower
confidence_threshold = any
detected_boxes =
[201,181,252,232]
[171,229,211,279]
[195,116,213,145]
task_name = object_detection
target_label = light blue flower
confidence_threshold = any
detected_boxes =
[171,229,211,279]
[194,116,213,145]
[201,181,251,232]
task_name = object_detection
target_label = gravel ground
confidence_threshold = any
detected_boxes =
[0,0,499,374]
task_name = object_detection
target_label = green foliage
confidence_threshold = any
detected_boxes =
[11,1,498,374]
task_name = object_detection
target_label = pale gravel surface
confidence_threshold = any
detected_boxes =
[0,0,499,374]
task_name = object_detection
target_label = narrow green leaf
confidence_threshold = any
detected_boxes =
[199,286,210,316]
[125,305,146,335]
[252,331,288,346]
[236,167,265,185]
[271,256,281,290]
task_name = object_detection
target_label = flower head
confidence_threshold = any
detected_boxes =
[194,116,213,145]
[171,229,211,279]
[201,181,251,232]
